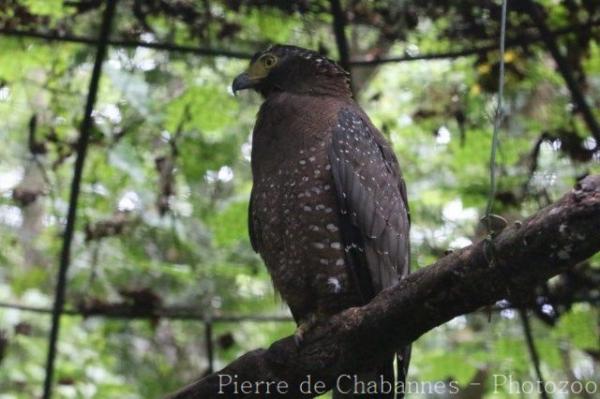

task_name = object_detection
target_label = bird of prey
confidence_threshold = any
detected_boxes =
[232,44,410,398]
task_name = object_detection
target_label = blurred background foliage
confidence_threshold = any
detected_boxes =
[0,0,598,398]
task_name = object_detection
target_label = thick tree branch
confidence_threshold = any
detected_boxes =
[169,175,600,399]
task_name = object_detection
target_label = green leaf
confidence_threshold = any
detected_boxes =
[553,305,598,350]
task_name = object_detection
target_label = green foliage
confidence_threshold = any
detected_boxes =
[166,85,239,133]
[210,200,250,247]
[0,2,598,398]
[553,305,598,350]
[21,0,64,17]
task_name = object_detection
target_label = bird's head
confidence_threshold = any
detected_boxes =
[232,44,351,98]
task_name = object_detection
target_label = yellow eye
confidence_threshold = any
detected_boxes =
[262,55,277,68]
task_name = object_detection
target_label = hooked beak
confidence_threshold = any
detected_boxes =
[232,72,257,95]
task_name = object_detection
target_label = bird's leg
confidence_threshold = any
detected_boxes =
[294,312,320,347]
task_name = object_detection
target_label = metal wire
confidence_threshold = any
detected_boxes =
[485,0,509,228]
[42,1,118,397]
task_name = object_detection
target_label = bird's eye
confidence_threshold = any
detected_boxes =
[262,55,277,68]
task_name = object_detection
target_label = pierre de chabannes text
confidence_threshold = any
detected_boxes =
[217,374,598,395]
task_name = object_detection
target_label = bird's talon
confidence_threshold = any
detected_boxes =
[293,330,304,348]
[294,323,310,348]
[294,315,319,348]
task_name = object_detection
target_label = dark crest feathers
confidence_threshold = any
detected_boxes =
[257,44,350,81]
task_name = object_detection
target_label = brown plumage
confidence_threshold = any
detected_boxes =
[233,44,410,398]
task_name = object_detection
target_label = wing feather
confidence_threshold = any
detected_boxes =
[248,189,261,253]
[328,107,410,297]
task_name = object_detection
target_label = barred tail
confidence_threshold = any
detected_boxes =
[396,345,412,399]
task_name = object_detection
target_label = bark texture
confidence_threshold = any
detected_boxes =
[169,175,600,399]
